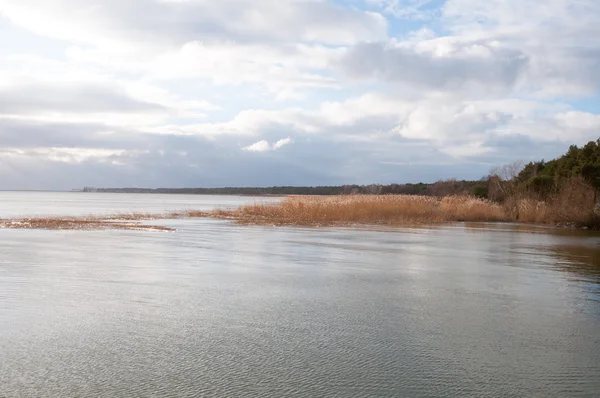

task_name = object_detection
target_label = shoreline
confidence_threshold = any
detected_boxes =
[0,198,596,232]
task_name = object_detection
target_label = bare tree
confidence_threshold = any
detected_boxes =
[490,160,524,181]
[488,160,525,203]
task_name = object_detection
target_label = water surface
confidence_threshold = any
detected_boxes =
[1,193,599,397]
[0,191,279,218]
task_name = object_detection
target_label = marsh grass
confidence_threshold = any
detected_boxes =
[212,195,510,226]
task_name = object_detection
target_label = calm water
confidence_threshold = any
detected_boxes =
[1,192,599,397]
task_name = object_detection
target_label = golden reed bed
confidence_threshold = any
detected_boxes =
[0,195,510,231]
[213,195,508,226]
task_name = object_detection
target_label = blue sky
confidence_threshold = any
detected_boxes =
[1,0,599,189]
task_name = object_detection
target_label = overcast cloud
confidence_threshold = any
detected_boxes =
[1,0,599,189]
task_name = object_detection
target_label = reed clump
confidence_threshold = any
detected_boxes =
[440,196,507,222]
[515,177,598,227]
[491,176,600,228]
[211,194,511,226]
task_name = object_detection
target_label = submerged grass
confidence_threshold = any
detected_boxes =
[0,210,212,231]
[0,217,174,231]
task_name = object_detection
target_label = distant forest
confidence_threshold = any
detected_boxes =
[86,180,485,197]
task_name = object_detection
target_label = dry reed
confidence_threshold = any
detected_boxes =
[211,195,510,226]
[501,177,599,227]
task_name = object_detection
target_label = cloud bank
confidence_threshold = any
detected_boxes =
[0,0,599,189]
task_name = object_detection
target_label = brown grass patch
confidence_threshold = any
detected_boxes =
[514,199,549,224]
[210,195,510,226]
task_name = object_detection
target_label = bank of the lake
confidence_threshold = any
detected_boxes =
[0,193,596,231]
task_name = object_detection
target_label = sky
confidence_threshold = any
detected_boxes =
[1,0,599,190]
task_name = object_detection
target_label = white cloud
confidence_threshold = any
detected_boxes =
[442,0,600,98]
[273,137,294,149]
[0,147,136,164]
[0,80,164,115]
[0,54,222,128]
[244,137,294,152]
[1,0,384,99]
[340,38,528,99]
[553,112,600,143]
[2,0,387,47]
[146,41,341,92]
[243,140,271,152]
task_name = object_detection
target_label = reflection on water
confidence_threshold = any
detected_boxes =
[0,193,599,397]
[461,222,600,284]
[543,243,600,280]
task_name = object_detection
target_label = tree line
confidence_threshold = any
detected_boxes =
[87,180,486,196]
[514,139,600,197]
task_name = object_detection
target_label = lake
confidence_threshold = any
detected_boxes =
[1,192,599,397]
